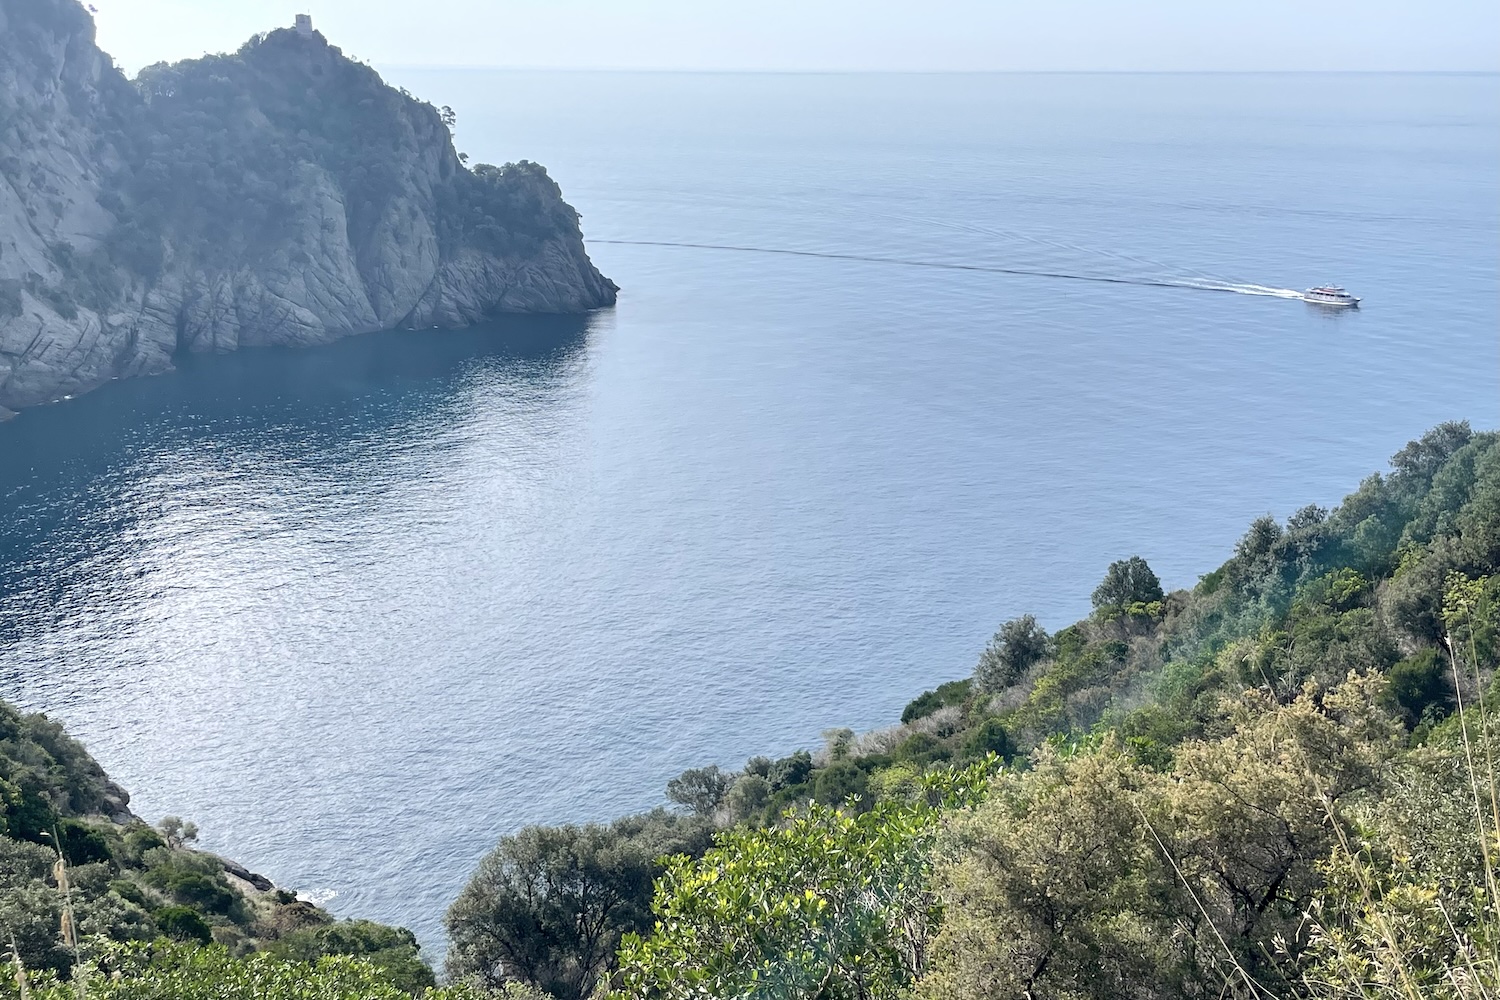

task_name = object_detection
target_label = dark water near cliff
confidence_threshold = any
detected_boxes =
[1,73,1497,955]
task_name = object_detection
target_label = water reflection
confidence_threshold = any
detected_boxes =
[0,316,595,647]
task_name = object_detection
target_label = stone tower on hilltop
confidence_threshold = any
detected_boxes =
[294,13,313,37]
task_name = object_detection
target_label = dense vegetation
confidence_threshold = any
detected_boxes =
[443,421,1499,999]
[5,422,1496,998]
[0,704,437,993]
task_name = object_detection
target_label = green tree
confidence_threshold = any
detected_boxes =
[444,811,709,999]
[664,766,732,817]
[974,615,1052,692]
[1091,556,1164,613]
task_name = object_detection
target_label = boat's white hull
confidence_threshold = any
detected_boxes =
[1302,294,1360,308]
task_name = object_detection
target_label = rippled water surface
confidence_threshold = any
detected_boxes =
[2,72,1497,953]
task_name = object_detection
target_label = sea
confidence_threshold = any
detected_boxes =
[1,72,1496,956]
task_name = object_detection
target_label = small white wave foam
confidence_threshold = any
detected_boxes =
[296,888,339,906]
[1174,279,1305,298]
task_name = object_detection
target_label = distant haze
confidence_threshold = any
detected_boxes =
[92,0,1500,75]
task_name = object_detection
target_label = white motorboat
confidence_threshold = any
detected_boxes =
[1302,284,1360,307]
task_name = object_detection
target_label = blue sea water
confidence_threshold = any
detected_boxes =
[1,72,1496,954]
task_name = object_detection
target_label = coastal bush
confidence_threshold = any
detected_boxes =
[721,774,771,823]
[1091,555,1164,614]
[1384,646,1453,725]
[767,750,813,790]
[958,716,1014,760]
[900,678,970,723]
[811,759,868,806]
[444,810,710,999]
[664,765,732,817]
[612,762,994,1000]
[56,818,112,866]
[974,614,1052,692]
[153,905,213,944]
[1,701,121,831]
[0,941,486,1000]
[2,692,425,976]
[142,852,239,917]
[267,920,435,993]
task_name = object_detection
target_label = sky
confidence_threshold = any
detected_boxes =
[89,0,1500,75]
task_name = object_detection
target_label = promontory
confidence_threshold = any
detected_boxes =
[0,0,617,417]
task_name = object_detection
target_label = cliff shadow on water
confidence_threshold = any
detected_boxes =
[0,312,597,634]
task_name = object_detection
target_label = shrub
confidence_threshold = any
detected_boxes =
[959,717,1015,761]
[57,818,113,865]
[153,905,213,944]
[812,760,868,806]
[268,920,435,993]
[1384,647,1453,726]
[767,750,813,791]
[975,615,1052,692]
[901,679,971,723]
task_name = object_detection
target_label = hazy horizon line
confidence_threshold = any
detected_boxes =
[379,66,1500,76]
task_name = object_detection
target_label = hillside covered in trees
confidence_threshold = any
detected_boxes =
[3,421,1496,999]
[447,421,1499,1000]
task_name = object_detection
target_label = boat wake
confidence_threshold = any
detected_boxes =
[1175,279,1305,299]
[594,239,1304,300]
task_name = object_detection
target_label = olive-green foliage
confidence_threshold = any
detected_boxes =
[141,849,241,918]
[267,920,435,993]
[900,679,971,724]
[664,766,732,817]
[892,732,945,764]
[1301,727,1500,999]
[597,423,1500,1000]
[919,678,1403,1000]
[1091,556,1164,612]
[1385,647,1454,726]
[444,809,711,1000]
[0,941,484,1000]
[811,760,868,806]
[0,835,67,973]
[151,905,213,944]
[767,751,814,791]
[0,696,426,978]
[974,615,1051,692]
[958,717,1015,760]
[1,701,123,841]
[55,818,111,866]
[612,762,995,1000]
[721,774,772,824]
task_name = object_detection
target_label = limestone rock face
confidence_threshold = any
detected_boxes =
[0,0,616,415]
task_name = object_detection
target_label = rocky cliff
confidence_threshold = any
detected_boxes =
[0,0,616,418]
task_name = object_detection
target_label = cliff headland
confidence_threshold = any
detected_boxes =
[0,0,616,417]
